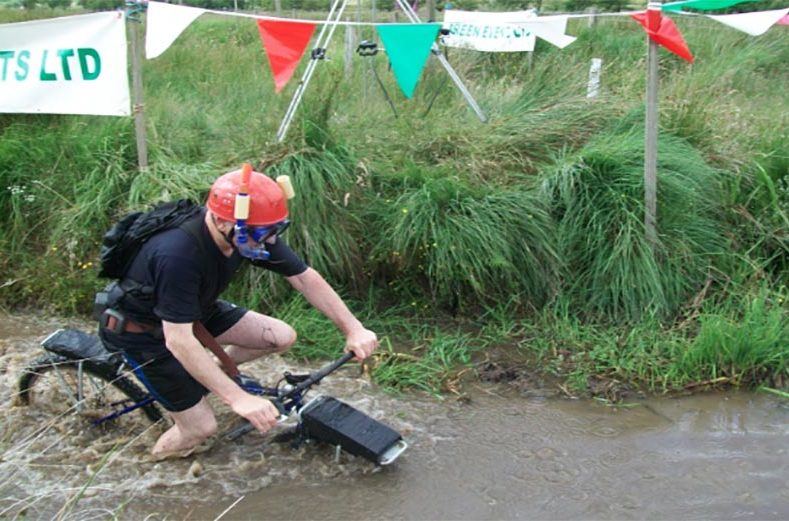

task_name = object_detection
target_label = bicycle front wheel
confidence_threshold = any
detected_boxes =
[17,354,163,425]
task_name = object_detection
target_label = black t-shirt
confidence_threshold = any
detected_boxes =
[120,210,307,324]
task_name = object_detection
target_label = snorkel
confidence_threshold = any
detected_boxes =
[233,163,295,261]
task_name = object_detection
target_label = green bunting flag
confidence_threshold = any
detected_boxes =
[375,23,441,99]
[663,0,760,12]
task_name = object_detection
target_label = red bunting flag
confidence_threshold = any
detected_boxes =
[256,20,316,93]
[779,14,789,26]
[632,11,694,63]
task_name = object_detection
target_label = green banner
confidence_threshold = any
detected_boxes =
[375,23,441,99]
[663,0,760,12]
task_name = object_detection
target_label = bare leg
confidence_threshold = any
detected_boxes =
[151,397,218,459]
[216,310,297,365]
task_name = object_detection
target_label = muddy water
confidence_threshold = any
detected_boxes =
[1,312,787,520]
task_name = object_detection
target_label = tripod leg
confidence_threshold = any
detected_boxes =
[276,0,351,142]
[370,61,398,118]
[393,0,487,122]
[422,73,449,117]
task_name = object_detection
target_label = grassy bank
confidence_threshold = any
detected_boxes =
[0,7,786,398]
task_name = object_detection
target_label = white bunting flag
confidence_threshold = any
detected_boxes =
[529,16,576,49]
[707,8,789,37]
[146,1,206,59]
[442,10,575,52]
[0,11,129,116]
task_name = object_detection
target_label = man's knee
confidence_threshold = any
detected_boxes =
[274,324,297,353]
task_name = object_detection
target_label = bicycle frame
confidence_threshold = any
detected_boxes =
[31,335,406,465]
[90,353,355,427]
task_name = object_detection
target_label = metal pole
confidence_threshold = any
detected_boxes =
[394,0,486,122]
[345,24,354,76]
[128,11,148,172]
[644,2,661,250]
[276,0,350,142]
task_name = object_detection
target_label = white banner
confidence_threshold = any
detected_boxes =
[443,9,538,52]
[441,10,575,52]
[0,12,130,116]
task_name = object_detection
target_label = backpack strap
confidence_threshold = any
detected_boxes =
[178,212,210,257]
[193,321,240,378]
[178,213,241,379]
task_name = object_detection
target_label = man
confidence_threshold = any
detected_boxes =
[99,165,378,459]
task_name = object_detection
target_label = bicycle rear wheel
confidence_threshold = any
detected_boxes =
[18,354,163,424]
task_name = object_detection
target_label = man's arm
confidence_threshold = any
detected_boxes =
[161,321,279,432]
[285,267,379,360]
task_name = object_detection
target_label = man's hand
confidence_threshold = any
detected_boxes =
[345,327,379,361]
[230,394,280,434]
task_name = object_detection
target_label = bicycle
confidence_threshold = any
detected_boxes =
[17,328,408,465]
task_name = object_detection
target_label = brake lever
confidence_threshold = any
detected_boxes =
[284,371,311,385]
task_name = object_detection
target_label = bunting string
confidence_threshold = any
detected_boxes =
[145,1,645,27]
[145,0,788,96]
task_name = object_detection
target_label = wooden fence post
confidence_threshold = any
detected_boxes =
[128,11,148,173]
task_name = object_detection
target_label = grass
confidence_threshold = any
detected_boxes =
[677,287,788,386]
[366,166,560,309]
[540,130,728,321]
[0,7,786,396]
[518,283,787,397]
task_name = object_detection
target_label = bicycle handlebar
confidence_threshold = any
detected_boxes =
[279,351,355,401]
[225,352,356,441]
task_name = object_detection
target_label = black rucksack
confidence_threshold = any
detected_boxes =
[98,199,203,280]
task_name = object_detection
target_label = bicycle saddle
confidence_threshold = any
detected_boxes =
[42,328,122,367]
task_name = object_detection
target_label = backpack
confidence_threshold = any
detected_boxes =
[98,199,203,280]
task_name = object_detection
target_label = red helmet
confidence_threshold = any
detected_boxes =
[207,167,288,226]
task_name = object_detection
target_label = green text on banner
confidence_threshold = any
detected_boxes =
[0,11,129,116]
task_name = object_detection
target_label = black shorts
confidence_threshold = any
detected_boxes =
[99,300,247,412]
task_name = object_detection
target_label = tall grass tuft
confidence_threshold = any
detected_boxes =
[126,158,218,207]
[367,165,560,310]
[267,147,363,286]
[540,130,727,321]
